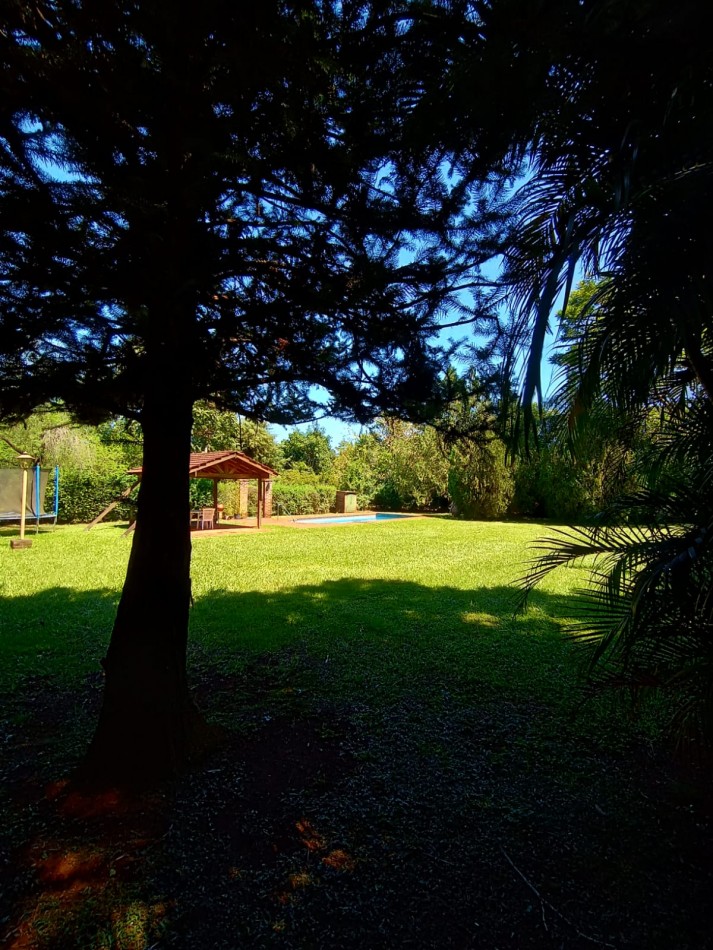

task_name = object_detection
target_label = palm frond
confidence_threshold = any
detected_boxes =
[519,469,713,754]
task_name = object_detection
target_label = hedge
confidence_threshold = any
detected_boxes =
[259,482,336,516]
[55,473,337,523]
[56,469,137,524]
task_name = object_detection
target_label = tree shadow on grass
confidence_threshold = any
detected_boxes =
[188,578,585,727]
[1,580,712,949]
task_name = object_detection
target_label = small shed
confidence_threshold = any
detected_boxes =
[335,490,358,514]
[128,450,278,529]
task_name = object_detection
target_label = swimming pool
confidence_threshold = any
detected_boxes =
[293,513,413,525]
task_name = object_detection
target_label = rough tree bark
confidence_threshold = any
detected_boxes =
[78,353,214,787]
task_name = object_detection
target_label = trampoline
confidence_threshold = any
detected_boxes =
[0,465,59,529]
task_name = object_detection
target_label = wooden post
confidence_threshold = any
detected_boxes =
[19,465,28,539]
[212,478,219,520]
[257,479,263,529]
[10,454,34,550]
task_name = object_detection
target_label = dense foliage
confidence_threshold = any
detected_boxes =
[281,426,334,478]
[448,434,513,519]
[483,0,713,753]
[5,385,651,524]
[0,411,138,523]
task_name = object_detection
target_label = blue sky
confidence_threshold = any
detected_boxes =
[270,354,559,448]
[270,330,561,448]
[270,257,565,448]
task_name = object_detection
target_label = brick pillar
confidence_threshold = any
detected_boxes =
[264,480,273,518]
[239,479,249,518]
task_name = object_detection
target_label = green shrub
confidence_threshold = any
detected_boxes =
[189,478,215,510]
[510,451,622,521]
[510,454,567,519]
[448,438,514,520]
[331,423,449,512]
[372,481,402,511]
[331,433,389,507]
[258,482,337,516]
[57,469,137,524]
[217,480,242,518]
[277,466,328,485]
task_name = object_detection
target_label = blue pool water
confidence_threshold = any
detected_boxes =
[294,513,412,525]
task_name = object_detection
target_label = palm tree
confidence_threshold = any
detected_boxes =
[479,0,713,754]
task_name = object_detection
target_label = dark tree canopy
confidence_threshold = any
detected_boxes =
[0,0,513,784]
[0,0,492,429]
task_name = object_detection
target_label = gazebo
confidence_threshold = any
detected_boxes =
[84,449,278,533]
[86,450,278,533]
[127,450,278,529]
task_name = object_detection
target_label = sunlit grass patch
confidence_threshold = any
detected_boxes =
[461,610,499,627]
[0,518,606,706]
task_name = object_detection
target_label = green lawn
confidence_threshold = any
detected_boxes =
[0,517,610,740]
[1,518,710,949]
[1,516,582,689]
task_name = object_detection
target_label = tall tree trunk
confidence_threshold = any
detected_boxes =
[79,372,211,787]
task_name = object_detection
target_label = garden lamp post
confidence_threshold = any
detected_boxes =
[10,453,34,550]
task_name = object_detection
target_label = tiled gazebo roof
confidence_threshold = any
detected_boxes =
[129,450,278,481]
